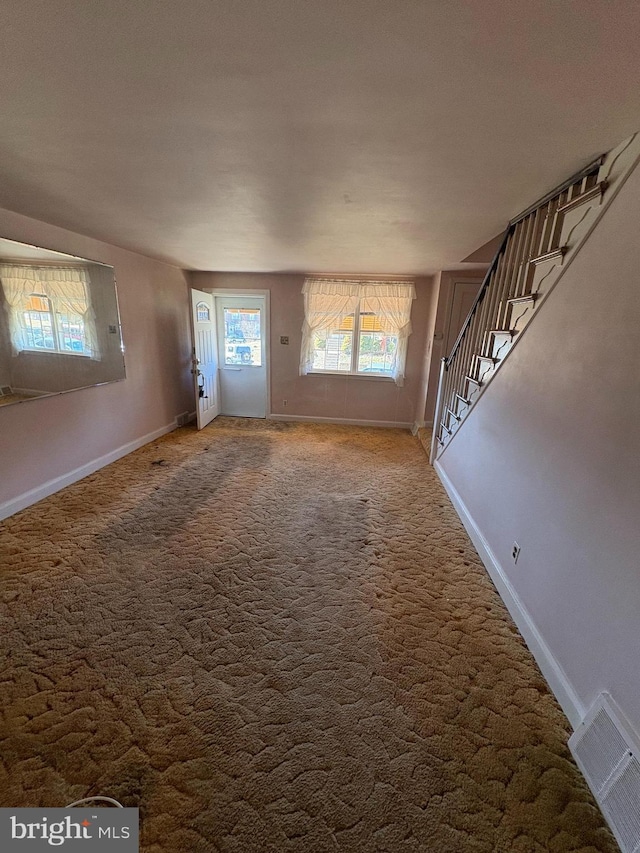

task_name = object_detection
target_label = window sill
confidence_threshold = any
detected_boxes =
[20,349,91,358]
[307,370,395,382]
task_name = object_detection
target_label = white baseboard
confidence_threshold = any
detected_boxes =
[434,460,585,729]
[11,387,49,397]
[0,421,178,522]
[268,413,412,430]
[411,420,433,434]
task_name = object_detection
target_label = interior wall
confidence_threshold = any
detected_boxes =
[0,207,193,512]
[436,160,640,733]
[191,272,434,426]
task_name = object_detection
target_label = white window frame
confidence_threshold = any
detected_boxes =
[21,292,91,357]
[300,277,415,385]
[1,263,99,360]
[309,298,397,379]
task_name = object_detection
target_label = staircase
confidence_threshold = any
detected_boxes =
[430,133,640,462]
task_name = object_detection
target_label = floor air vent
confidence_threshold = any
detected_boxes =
[569,693,640,853]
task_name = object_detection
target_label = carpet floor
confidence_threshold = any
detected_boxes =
[0,419,617,852]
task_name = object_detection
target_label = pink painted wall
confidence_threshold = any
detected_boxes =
[461,232,504,263]
[437,160,640,732]
[0,207,193,509]
[191,272,434,426]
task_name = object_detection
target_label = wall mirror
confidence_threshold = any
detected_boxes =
[0,238,125,407]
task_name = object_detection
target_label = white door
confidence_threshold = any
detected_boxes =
[215,295,267,418]
[190,289,220,429]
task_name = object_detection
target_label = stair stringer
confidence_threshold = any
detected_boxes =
[434,132,640,459]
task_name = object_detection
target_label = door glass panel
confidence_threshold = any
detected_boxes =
[196,301,210,322]
[223,307,262,366]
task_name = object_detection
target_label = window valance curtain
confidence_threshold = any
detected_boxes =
[300,277,416,384]
[0,265,99,358]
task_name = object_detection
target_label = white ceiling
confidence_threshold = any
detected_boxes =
[1,0,639,274]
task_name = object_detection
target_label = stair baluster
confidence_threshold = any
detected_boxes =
[431,156,605,462]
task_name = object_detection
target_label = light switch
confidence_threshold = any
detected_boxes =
[280,336,289,345]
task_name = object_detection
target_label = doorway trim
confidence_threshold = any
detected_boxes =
[203,288,271,417]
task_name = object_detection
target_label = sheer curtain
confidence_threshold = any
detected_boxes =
[0,266,30,354]
[360,281,416,384]
[300,278,416,384]
[299,278,360,375]
[0,265,99,358]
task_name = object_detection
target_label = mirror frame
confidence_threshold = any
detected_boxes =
[0,238,126,408]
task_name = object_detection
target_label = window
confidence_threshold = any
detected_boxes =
[22,292,89,355]
[0,264,99,358]
[195,301,210,322]
[310,310,399,375]
[300,278,415,384]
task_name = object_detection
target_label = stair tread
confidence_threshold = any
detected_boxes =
[446,407,461,422]
[557,180,607,214]
[455,393,471,406]
[475,355,499,364]
[529,246,567,265]
[465,375,483,387]
[507,292,540,305]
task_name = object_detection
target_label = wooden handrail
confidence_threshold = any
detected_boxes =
[508,155,604,225]
[445,157,602,368]
[433,155,608,457]
[445,226,510,367]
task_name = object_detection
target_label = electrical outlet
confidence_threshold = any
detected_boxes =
[512,542,521,564]
[280,336,289,345]
[283,399,288,406]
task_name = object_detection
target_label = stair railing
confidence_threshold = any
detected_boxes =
[430,155,604,464]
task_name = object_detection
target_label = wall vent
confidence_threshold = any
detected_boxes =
[569,693,640,853]
[0,385,12,396]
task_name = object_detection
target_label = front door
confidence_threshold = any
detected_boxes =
[216,295,267,418]
[190,289,220,429]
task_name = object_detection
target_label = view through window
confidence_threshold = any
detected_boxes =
[22,292,88,355]
[312,311,398,376]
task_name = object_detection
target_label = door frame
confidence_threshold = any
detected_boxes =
[203,288,271,418]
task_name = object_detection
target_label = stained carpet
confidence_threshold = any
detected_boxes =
[0,419,617,852]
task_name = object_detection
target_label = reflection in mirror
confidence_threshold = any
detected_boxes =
[0,238,125,407]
